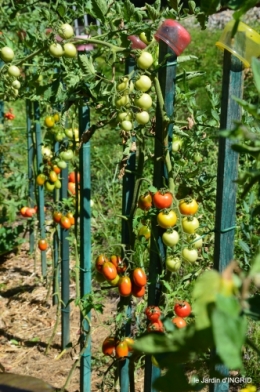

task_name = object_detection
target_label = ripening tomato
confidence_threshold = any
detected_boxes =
[60,216,71,230]
[172,316,187,328]
[153,191,173,209]
[157,210,177,229]
[45,181,55,192]
[36,173,46,186]
[124,337,134,352]
[147,320,164,333]
[8,65,20,77]
[182,247,198,263]
[102,336,116,356]
[118,276,132,297]
[108,274,120,286]
[68,171,80,183]
[66,212,75,225]
[138,225,151,240]
[20,207,28,217]
[182,216,199,234]
[179,198,198,215]
[145,306,161,322]
[138,193,152,211]
[162,229,179,247]
[116,341,129,358]
[132,283,145,298]
[68,182,76,195]
[38,239,48,251]
[135,111,150,125]
[102,261,117,281]
[53,211,62,223]
[134,93,153,110]
[165,256,182,272]
[95,254,109,272]
[53,112,60,122]
[174,301,192,318]
[49,170,58,183]
[132,268,147,287]
[0,46,14,62]
[44,116,55,128]
[52,164,61,174]
[110,254,120,269]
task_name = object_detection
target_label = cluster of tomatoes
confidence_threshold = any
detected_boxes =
[95,254,147,298]
[53,210,75,229]
[137,188,202,269]
[102,335,134,359]
[48,23,78,59]
[36,164,62,192]
[0,44,21,98]
[20,206,37,218]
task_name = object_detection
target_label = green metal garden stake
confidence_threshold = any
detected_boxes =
[0,61,4,174]
[60,162,70,349]
[119,56,136,392]
[53,141,60,306]
[210,51,243,392]
[26,100,35,254]
[144,41,177,392]
[79,105,92,392]
[34,101,47,277]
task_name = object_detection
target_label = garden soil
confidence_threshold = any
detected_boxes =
[0,243,145,392]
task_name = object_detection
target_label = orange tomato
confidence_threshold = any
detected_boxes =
[172,316,187,328]
[132,283,145,298]
[53,211,62,223]
[95,254,109,272]
[25,207,36,217]
[179,198,198,216]
[124,337,134,352]
[68,171,80,183]
[115,341,129,358]
[60,216,71,229]
[20,207,28,217]
[118,276,132,297]
[102,262,117,281]
[52,164,61,174]
[68,182,76,195]
[36,173,46,186]
[132,268,147,287]
[102,336,117,356]
[66,212,75,225]
[38,239,48,251]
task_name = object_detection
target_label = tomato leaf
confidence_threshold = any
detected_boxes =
[87,0,108,23]
[145,3,161,21]
[57,4,66,17]
[251,57,260,94]
[211,307,247,369]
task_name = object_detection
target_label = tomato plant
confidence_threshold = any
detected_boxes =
[174,301,192,318]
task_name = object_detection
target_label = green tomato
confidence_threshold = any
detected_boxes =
[63,43,77,58]
[54,179,62,189]
[57,160,67,169]
[58,23,74,39]
[49,43,64,58]
[121,120,133,131]
[0,46,14,62]
[117,77,134,94]
[135,75,152,92]
[60,149,74,162]
[189,234,203,249]
[162,230,179,247]
[45,181,55,192]
[55,131,65,142]
[115,95,131,108]
[135,111,150,125]
[166,256,182,272]
[182,247,198,263]
[137,52,153,70]
[134,93,152,110]
[139,32,149,45]
[117,112,132,122]
[194,153,202,162]
[172,138,183,152]
[8,65,20,77]
[12,80,21,89]
[182,216,199,234]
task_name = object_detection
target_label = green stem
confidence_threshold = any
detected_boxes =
[73,38,128,53]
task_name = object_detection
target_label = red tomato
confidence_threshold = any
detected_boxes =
[132,283,145,298]
[53,211,62,223]
[172,317,187,328]
[145,306,161,322]
[95,254,109,272]
[147,320,164,333]
[132,268,147,287]
[118,276,132,297]
[116,341,129,358]
[25,207,36,217]
[38,239,48,251]
[153,191,173,209]
[174,301,192,318]
[102,336,117,356]
[60,216,71,229]
[179,198,198,215]
[68,171,80,183]
[138,193,152,211]
[102,261,117,281]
